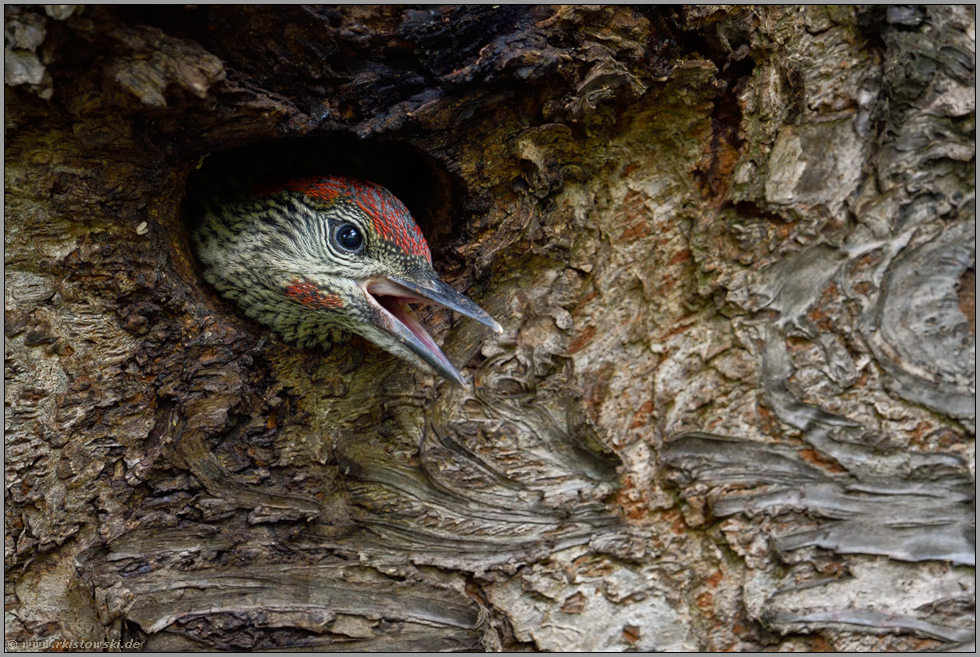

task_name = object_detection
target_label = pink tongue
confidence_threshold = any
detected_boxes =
[379,297,452,368]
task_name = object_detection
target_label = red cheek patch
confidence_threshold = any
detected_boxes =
[285,279,344,310]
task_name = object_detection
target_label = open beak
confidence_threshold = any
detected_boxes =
[359,273,502,385]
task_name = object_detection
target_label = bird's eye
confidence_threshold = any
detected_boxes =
[335,224,363,251]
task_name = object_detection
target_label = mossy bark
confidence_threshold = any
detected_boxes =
[5,5,974,651]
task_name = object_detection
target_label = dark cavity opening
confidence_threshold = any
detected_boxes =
[184,135,454,252]
[957,266,975,335]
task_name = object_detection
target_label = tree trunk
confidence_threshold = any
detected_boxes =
[4,5,974,651]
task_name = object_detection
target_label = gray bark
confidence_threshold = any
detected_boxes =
[4,5,974,651]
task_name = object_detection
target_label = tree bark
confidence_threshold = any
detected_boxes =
[4,5,974,651]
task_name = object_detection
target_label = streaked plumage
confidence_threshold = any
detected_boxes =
[193,176,501,384]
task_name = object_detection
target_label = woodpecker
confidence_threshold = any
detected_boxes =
[192,175,502,385]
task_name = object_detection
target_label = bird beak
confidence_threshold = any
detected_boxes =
[360,273,503,385]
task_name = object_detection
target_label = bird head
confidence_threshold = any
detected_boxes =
[193,175,501,384]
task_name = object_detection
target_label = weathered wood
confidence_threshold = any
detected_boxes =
[5,5,974,651]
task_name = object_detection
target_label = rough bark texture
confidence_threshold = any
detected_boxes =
[4,5,975,652]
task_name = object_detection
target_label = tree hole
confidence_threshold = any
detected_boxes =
[184,135,456,255]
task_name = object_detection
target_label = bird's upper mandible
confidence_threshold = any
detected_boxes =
[192,175,501,385]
